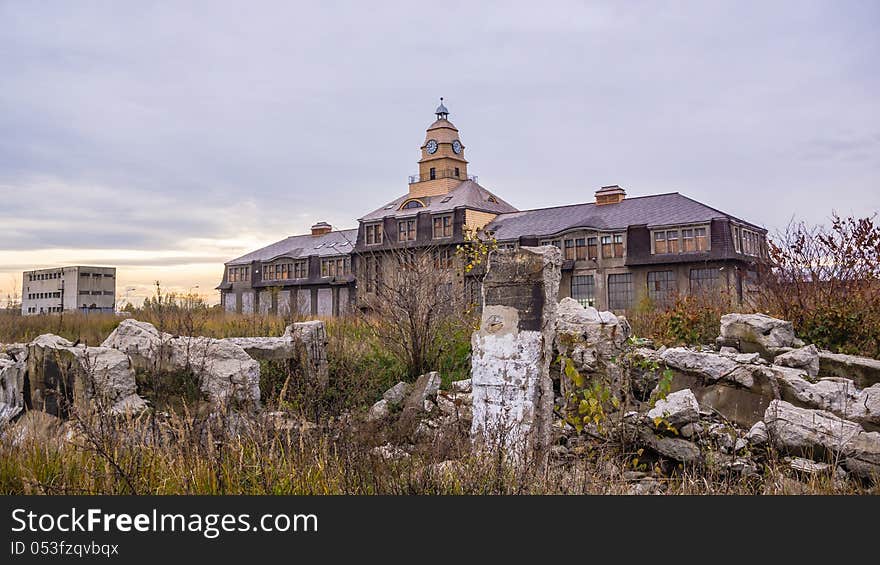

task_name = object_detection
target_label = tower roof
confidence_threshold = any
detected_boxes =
[435,97,449,120]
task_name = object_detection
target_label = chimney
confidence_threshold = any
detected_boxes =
[595,185,626,205]
[311,221,332,236]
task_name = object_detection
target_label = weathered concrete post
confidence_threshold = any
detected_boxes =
[470,246,561,463]
[285,321,330,389]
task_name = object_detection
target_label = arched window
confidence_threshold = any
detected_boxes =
[400,199,425,210]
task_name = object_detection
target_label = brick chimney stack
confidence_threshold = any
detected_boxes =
[311,221,332,236]
[595,185,626,205]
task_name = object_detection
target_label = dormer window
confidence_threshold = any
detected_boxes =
[433,215,452,239]
[653,225,710,254]
[398,219,417,241]
[366,223,383,245]
[400,199,424,210]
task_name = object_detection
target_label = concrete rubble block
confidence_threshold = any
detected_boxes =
[382,381,413,406]
[746,421,769,446]
[102,319,261,411]
[403,372,441,411]
[367,399,390,421]
[555,297,630,374]
[450,378,472,393]
[763,400,880,478]
[717,313,804,358]
[774,367,880,432]
[636,426,701,464]
[647,389,700,428]
[774,344,820,379]
[0,357,26,426]
[661,348,741,383]
[27,334,147,417]
[172,336,261,411]
[222,336,298,361]
[818,350,880,388]
[471,246,561,461]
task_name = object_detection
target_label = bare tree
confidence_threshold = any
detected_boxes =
[358,244,476,377]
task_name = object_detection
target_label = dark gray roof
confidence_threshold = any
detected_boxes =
[486,192,764,241]
[226,228,358,265]
[359,180,518,221]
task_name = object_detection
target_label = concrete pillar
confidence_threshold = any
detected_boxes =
[470,246,561,463]
[285,321,329,389]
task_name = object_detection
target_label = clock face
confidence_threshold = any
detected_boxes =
[426,139,438,154]
[452,140,462,154]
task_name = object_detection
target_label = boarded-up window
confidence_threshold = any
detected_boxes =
[682,229,695,252]
[695,227,708,251]
[608,273,633,310]
[571,275,595,307]
[575,238,586,260]
[647,270,677,307]
[601,236,613,258]
[613,234,624,257]
[398,219,417,242]
[654,231,667,254]
[366,223,383,245]
[433,215,453,239]
[689,267,720,295]
[564,239,575,260]
[588,237,598,260]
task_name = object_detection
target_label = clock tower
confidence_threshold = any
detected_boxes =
[408,98,470,198]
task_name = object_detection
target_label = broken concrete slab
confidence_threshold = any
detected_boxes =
[774,345,820,379]
[818,350,880,388]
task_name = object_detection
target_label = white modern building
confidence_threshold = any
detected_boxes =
[21,266,116,315]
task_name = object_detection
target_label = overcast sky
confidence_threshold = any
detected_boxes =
[1,1,878,304]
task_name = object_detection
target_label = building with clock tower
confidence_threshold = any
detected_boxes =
[409,99,470,198]
[218,99,769,317]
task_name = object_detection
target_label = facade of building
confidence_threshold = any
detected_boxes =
[219,101,768,315]
[21,266,116,315]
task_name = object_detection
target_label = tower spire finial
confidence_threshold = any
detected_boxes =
[435,97,449,120]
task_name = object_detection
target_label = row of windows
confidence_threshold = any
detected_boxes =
[570,268,722,310]
[80,272,114,278]
[364,214,454,245]
[653,227,709,254]
[732,226,766,257]
[78,290,112,296]
[227,266,250,283]
[27,292,61,300]
[27,306,62,313]
[542,234,624,259]
[27,272,61,281]
[321,257,351,277]
[262,261,308,281]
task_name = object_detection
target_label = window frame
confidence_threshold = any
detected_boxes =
[366,223,384,245]
[571,274,596,308]
[432,215,453,239]
[398,219,417,242]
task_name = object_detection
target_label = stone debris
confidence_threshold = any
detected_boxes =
[647,389,700,428]
[717,313,805,358]
[774,345,820,379]
[27,334,147,416]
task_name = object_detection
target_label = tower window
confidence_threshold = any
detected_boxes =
[454,167,460,177]
[429,167,436,180]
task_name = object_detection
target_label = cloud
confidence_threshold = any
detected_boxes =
[0,0,878,300]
